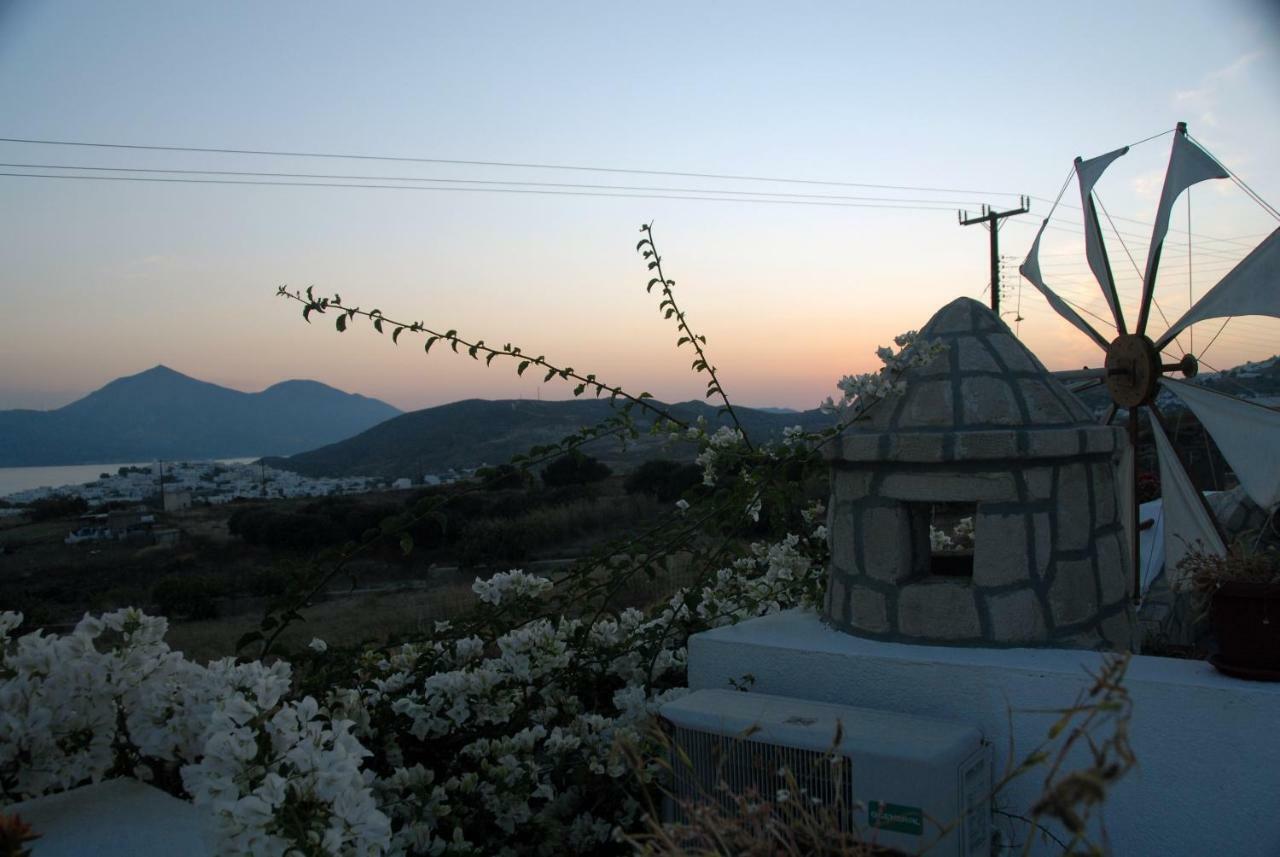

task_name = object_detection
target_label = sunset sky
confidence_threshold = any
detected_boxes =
[1,1,1278,412]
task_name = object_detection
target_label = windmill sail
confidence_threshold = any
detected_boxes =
[1019,221,1112,350]
[1161,377,1280,511]
[1136,131,1229,334]
[1150,414,1226,589]
[1076,147,1130,331]
[1155,227,1280,350]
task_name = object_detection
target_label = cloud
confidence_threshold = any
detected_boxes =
[1174,51,1264,127]
[1130,167,1167,200]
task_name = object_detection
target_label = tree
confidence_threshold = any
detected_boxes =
[624,459,702,501]
[540,450,612,487]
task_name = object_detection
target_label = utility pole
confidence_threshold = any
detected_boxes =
[959,197,1030,316]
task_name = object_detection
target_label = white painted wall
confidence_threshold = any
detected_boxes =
[688,609,1280,856]
[8,779,217,857]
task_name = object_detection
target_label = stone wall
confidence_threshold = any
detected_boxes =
[821,296,1136,651]
[824,431,1134,650]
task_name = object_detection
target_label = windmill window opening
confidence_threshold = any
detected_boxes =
[925,502,977,577]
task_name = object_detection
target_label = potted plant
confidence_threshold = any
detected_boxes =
[1182,541,1280,680]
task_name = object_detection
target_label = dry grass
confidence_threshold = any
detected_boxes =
[165,581,477,663]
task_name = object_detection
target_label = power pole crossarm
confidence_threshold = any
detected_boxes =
[959,196,1030,316]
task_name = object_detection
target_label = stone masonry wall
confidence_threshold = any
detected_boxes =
[823,451,1134,650]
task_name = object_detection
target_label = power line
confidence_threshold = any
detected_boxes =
[3,134,1270,247]
[0,161,990,207]
[0,170,968,210]
[0,135,1027,197]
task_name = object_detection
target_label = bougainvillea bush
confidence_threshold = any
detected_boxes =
[0,227,951,855]
[0,526,827,855]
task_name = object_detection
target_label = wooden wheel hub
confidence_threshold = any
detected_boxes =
[1104,334,1161,408]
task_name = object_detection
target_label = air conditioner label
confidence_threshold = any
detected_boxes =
[868,800,923,835]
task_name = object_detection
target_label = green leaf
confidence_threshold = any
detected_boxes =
[574,384,586,396]
[677,336,689,346]
[302,306,313,323]
[392,327,404,343]
[425,336,439,353]
[468,344,479,359]
[336,314,347,332]
[485,352,497,365]
[544,368,556,382]
[517,361,531,376]
[373,318,384,333]
[400,533,414,555]
[236,630,263,651]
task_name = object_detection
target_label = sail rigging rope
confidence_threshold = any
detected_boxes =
[1198,317,1233,364]
[1187,190,1194,355]
[1188,132,1280,222]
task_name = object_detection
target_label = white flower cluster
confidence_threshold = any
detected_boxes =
[0,513,829,856]
[821,331,948,417]
[471,569,554,606]
[929,516,975,553]
[0,608,388,856]
[694,426,746,487]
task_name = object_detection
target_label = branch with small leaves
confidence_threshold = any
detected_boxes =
[636,224,752,450]
[275,285,687,430]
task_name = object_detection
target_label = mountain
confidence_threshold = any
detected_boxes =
[0,366,401,466]
[264,398,832,479]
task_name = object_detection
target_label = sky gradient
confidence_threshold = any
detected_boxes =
[1,1,1278,412]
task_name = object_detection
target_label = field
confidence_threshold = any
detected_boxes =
[0,471,697,661]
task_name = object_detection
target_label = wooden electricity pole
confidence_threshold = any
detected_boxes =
[959,197,1030,316]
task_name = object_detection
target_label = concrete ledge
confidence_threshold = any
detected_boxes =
[689,610,1280,856]
[6,779,218,856]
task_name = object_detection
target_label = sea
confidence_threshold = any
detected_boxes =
[0,458,257,499]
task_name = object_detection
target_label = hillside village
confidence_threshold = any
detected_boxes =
[0,459,465,510]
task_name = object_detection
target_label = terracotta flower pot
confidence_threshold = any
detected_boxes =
[1209,580,1280,679]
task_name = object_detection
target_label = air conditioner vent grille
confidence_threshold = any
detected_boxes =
[671,725,856,831]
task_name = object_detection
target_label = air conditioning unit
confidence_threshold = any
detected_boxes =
[661,689,991,857]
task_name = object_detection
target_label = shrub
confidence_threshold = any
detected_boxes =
[25,494,89,522]
[624,459,702,502]
[151,575,223,619]
[541,451,612,487]
[228,507,336,550]
[474,464,531,491]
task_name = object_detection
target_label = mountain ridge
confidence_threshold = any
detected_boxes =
[263,397,833,479]
[0,366,401,466]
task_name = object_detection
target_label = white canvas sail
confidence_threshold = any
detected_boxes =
[1019,221,1112,350]
[1162,377,1280,511]
[1076,147,1129,329]
[1155,227,1280,349]
[1137,132,1229,333]
[1150,414,1226,589]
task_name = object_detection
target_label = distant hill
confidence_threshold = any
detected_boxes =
[0,366,401,466]
[264,399,832,479]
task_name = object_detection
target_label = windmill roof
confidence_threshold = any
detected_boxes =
[829,298,1122,463]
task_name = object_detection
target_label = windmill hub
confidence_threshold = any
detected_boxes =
[1104,334,1161,408]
